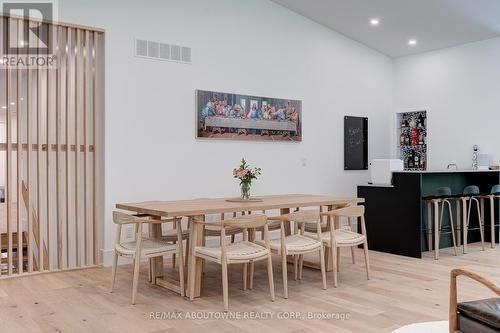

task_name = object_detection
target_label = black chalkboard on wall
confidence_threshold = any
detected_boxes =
[344,116,368,170]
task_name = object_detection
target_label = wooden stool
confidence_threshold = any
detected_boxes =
[461,185,485,253]
[480,185,500,248]
[426,187,458,260]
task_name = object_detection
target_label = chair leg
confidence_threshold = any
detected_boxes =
[222,260,229,312]
[475,199,485,251]
[177,244,185,298]
[110,251,118,292]
[293,255,298,281]
[331,244,338,287]
[249,261,255,290]
[427,202,433,251]
[337,248,340,272]
[172,247,176,269]
[242,263,248,291]
[188,254,197,301]
[434,201,440,260]
[282,253,288,299]
[184,237,190,270]
[319,247,327,290]
[231,234,235,244]
[298,255,304,280]
[131,255,141,305]
[350,246,356,264]
[463,199,469,254]
[447,201,458,256]
[363,241,371,280]
[490,197,496,248]
[267,254,275,301]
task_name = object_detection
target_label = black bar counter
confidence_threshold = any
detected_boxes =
[357,170,500,258]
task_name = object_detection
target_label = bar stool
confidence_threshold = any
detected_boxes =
[461,185,485,253]
[426,187,458,260]
[481,185,500,248]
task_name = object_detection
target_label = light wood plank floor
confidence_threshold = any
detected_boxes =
[0,243,498,333]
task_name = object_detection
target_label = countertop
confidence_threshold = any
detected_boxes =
[394,169,499,174]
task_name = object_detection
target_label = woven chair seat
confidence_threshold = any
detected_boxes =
[195,241,269,263]
[304,222,328,233]
[304,229,366,246]
[160,228,190,242]
[256,219,282,232]
[116,238,178,256]
[257,234,321,255]
[204,226,243,237]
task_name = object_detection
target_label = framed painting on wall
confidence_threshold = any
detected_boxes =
[196,90,302,142]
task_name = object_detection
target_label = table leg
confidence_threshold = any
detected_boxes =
[149,216,163,284]
[188,215,204,298]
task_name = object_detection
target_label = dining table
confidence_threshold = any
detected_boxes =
[116,194,364,298]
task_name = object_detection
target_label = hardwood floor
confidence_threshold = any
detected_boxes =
[0,243,498,333]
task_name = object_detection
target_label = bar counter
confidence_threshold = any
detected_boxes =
[357,170,500,258]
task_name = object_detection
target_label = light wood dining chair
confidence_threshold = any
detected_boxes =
[318,205,370,287]
[110,211,185,304]
[262,210,326,299]
[189,214,275,312]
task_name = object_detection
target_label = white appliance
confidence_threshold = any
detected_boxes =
[370,159,404,185]
[478,154,491,170]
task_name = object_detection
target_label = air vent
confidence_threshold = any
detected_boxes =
[135,39,191,64]
[170,45,181,61]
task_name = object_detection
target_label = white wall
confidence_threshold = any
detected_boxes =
[393,37,500,170]
[57,0,393,263]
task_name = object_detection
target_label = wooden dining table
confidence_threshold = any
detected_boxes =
[116,194,364,298]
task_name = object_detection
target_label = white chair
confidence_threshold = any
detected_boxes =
[110,211,185,304]
[189,214,274,312]
[262,210,326,299]
[316,205,370,287]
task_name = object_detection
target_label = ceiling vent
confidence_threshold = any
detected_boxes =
[135,39,191,64]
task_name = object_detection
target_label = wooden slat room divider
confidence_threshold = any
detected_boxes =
[0,14,104,276]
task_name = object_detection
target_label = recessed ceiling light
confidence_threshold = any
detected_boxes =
[1,106,7,109]
[408,39,418,46]
[10,102,15,105]
[370,18,380,26]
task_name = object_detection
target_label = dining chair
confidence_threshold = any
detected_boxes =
[189,214,275,312]
[161,217,190,269]
[318,205,370,287]
[110,211,185,304]
[262,210,327,299]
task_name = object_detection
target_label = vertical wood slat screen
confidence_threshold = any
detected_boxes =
[0,15,104,276]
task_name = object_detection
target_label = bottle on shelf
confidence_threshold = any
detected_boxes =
[417,114,425,128]
[414,153,420,170]
[408,151,414,169]
[400,131,406,146]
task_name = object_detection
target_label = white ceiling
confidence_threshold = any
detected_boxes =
[271,0,500,58]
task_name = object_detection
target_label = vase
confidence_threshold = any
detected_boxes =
[240,182,251,200]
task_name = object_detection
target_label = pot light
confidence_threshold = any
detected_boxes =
[370,18,380,26]
[1,106,6,109]
[10,102,15,105]
[408,39,418,46]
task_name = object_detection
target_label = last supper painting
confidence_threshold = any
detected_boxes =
[196,90,302,142]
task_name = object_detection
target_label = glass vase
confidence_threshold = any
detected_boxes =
[240,182,251,200]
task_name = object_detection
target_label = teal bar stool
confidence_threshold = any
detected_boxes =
[460,185,485,253]
[427,187,458,259]
[481,185,500,248]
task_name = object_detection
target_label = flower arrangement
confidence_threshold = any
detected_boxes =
[233,158,261,200]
